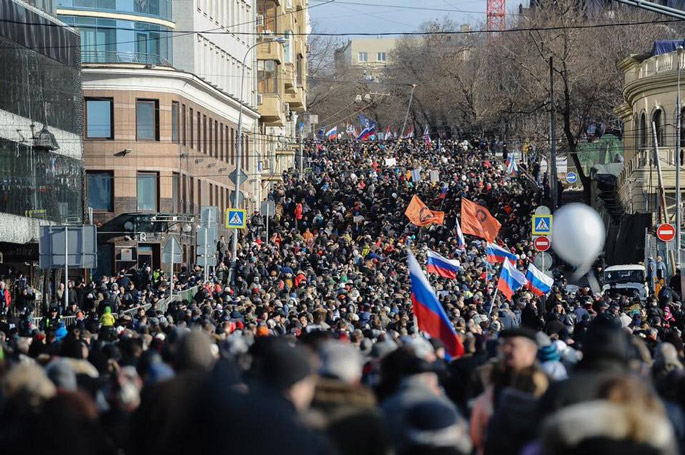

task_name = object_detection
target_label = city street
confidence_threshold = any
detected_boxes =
[2,1,685,454]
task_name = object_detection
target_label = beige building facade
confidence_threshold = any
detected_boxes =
[256,0,307,192]
[615,48,685,219]
[334,37,397,81]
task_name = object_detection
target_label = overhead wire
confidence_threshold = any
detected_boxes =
[0,15,680,51]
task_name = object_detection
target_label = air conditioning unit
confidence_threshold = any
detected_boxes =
[257,94,263,105]
[256,15,264,27]
[284,103,290,114]
[265,60,276,72]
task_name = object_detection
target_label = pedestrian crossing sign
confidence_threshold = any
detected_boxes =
[532,214,553,235]
[225,209,247,229]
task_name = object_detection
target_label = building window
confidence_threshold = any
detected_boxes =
[257,0,277,34]
[653,109,664,147]
[377,52,386,62]
[296,54,304,87]
[189,108,194,148]
[358,52,368,63]
[284,31,293,64]
[639,113,646,150]
[203,115,208,154]
[136,99,159,141]
[257,60,278,93]
[181,104,187,145]
[85,98,113,139]
[197,112,202,152]
[87,171,113,211]
[137,172,158,211]
[171,101,180,143]
[172,172,180,212]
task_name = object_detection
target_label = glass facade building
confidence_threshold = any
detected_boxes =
[57,0,174,66]
[0,0,83,234]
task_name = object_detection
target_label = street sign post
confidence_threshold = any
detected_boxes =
[534,252,553,271]
[226,209,247,229]
[163,236,182,296]
[532,214,553,236]
[228,168,249,186]
[534,206,551,216]
[657,224,676,242]
[39,225,98,310]
[260,200,275,242]
[534,236,551,252]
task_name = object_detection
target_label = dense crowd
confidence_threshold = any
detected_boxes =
[0,138,684,455]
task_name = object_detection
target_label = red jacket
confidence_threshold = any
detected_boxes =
[1,289,11,309]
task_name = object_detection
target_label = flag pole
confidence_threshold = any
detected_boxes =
[488,288,499,317]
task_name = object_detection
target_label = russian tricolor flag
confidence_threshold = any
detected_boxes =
[325,126,338,141]
[408,249,464,358]
[506,158,518,176]
[426,250,461,279]
[357,126,375,141]
[526,264,554,296]
[455,217,466,249]
[486,243,517,264]
[497,260,528,301]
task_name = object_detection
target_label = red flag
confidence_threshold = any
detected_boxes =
[460,199,501,243]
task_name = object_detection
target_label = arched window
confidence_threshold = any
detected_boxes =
[652,108,664,147]
[640,113,647,149]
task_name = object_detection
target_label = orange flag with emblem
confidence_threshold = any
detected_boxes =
[405,195,445,227]
[460,198,501,243]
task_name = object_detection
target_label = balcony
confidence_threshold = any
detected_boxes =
[259,93,286,126]
[82,50,173,67]
[283,86,305,111]
[283,64,296,93]
[57,0,173,21]
[258,39,284,64]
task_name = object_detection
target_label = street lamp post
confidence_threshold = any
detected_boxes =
[677,46,683,266]
[229,37,285,285]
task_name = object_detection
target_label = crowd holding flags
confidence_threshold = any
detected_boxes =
[455,216,466,249]
[408,249,464,358]
[403,125,415,138]
[486,243,517,265]
[384,126,393,140]
[405,195,445,227]
[357,126,375,141]
[325,126,338,141]
[460,199,501,243]
[497,260,529,301]
[423,126,431,147]
[425,250,461,279]
[505,158,518,176]
[345,122,358,138]
[526,264,554,296]
[402,186,555,319]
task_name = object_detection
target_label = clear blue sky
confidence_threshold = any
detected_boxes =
[308,0,529,34]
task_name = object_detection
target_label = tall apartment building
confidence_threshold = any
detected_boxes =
[0,0,83,281]
[174,0,264,207]
[256,0,307,190]
[56,0,261,276]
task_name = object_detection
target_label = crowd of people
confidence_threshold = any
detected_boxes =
[0,137,684,454]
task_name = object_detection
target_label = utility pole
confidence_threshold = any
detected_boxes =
[676,46,683,266]
[549,57,558,209]
[299,134,304,175]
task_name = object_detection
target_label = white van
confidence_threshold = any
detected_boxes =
[602,265,648,300]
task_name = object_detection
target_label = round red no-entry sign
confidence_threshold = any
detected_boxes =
[534,236,551,252]
[657,224,676,242]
